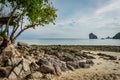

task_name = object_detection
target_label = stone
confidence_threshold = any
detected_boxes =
[66,61,80,69]
[62,53,74,61]
[86,60,94,66]
[60,62,68,72]
[31,71,43,79]
[0,68,7,78]
[17,42,28,47]
[67,64,75,71]
[22,60,30,72]
[29,62,39,72]
[109,56,117,60]
[89,33,98,39]
[37,58,52,66]
[53,64,62,76]
[79,62,90,68]
[39,64,55,74]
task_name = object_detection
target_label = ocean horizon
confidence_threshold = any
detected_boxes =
[16,38,120,46]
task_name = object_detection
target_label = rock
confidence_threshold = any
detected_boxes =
[24,74,32,80]
[86,60,94,66]
[39,64,55,74]
[89,33,98,39]
[109,56,117,60]
[113,32,120,39]
[66,61,80,69]
[62,53,74,61]
[22,60,30,72]
[97,53,117,60]
[54,52,63,60]
[17,42,28,47]
[29,62,39,72]
[79,62,90,68]
[37,58,52,66]
[31,71,43,79]
[67,64,75,71]
[53,64,62,75]
[60,62,68,72]
[82,53,95,59]
[106,36,112,39]
[0,68,8,78]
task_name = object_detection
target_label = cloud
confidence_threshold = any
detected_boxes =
[20,0,120,39]
[95,0,120,15]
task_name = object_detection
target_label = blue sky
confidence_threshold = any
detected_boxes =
[20,0,120,39]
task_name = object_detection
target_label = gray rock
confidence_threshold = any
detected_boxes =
[79,62,90,68]
[17,42,28,47]
[0,68,8,78]
[67,64,75,71]
[53,64,62,76]
[29,62,39,72]
[66,61,80,69]
[86,60,94,66]
[39,64,55,74]
[31,71,43,79]
[109,56,117,60]
[60,62,68,72]
[62,53,74,61]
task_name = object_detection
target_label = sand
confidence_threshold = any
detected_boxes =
[52,51,120,80]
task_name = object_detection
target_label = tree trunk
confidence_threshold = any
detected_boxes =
[0,37,11,54]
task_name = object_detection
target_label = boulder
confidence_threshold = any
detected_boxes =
[109,56,117,60]
[25,72,42,79]
[79,62,90,68]
[67,64,75,71]
[60,62,68,72]
[62,53,74,61]
[0,68,8,78]
[66,61,80,69]
[39,64,55,74]
[29,62,39,72]
[89,33,98,39]
[86,60,94,66]
[17,42,28,47]
[53,64,62,76]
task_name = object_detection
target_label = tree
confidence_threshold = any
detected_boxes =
[0,0,57,44]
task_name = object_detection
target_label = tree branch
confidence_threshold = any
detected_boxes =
[4,6,18,36]
[13,24,38,41]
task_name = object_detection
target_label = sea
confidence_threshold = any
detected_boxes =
[17,38,120,46]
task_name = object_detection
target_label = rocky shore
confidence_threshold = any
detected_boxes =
[0,42,120,80]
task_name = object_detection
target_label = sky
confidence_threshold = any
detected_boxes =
[20,0,120,39]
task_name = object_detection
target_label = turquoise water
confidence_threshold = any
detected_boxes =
[17,38,120,46]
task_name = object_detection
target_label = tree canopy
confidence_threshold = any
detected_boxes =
[0,0,57,43]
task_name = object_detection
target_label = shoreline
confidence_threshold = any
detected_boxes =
[31,45,120,52]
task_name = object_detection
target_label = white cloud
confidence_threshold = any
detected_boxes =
[96,0,120,15]
[21,0,120,39]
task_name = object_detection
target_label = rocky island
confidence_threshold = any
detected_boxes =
[89,33,98,39]
[113,32,120,39]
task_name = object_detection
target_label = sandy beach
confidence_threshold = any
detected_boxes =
[0,45,120,80]
[53,51,120,80]
[30,45,120,80]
